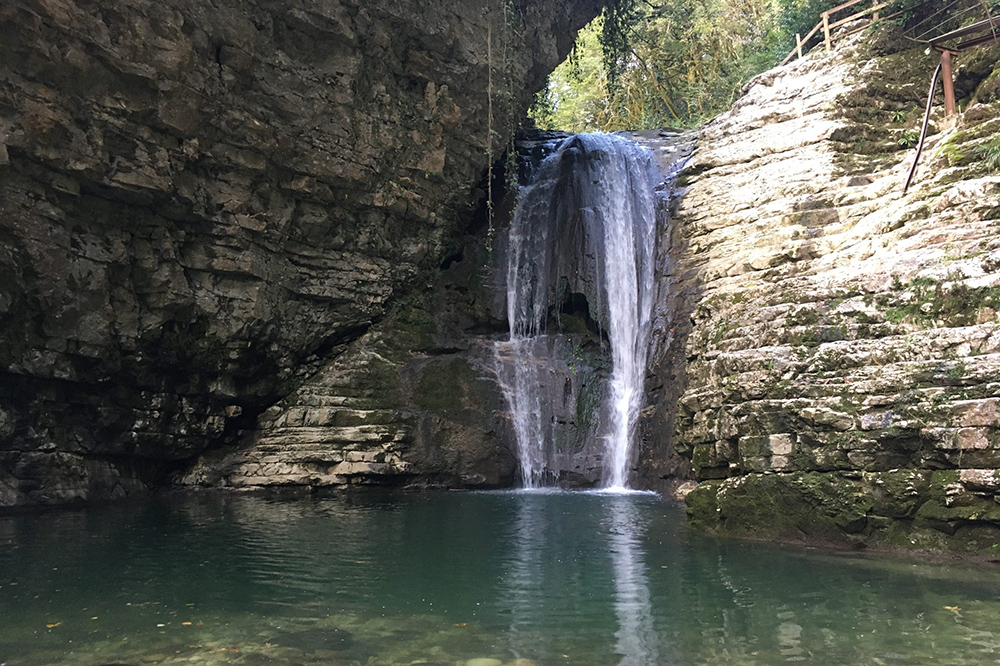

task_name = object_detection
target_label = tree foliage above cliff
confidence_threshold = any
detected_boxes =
[530,0,838,130]
[532,0,1000,131]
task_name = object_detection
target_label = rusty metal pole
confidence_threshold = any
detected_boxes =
[904,63,943,193]
[941,49,957,115]
[796,33,803,59]
[823,12,832,50]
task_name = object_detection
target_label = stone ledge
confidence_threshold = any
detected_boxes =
[687,470,1000,553]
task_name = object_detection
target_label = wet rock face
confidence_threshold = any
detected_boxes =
[178,249,520,492]
[0,0,603,506]
[180,129,696,493]
[675,33,1000,552]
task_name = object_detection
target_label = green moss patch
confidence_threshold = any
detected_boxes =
[686,470,1000,554]
[832,44,938,175]
[883,277,1000,327]
[688,472,874,545]
[414,358,477,414]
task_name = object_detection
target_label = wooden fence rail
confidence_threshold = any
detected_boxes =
[775,0,1000,192]
[779,0,889,66]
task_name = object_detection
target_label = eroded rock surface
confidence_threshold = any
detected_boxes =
[676,32,1000,552]
[181,129,696,492]
[179,243,518,490]
[0,0,603,506]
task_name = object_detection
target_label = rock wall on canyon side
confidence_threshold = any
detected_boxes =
[0,0,604,506]
[177,129,696,494]
[674,30,1000,553]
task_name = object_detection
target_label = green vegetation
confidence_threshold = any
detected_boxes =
[885,277,1000,327]
[530,0,872,130]
[530,0,1000,132]
[712,318,732,343]
[944,360,966,380]
[939,117,1000,170]
[971,134,1000,172]
[897,129,919,148]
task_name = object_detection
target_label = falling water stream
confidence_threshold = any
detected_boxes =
[496,133,660,489]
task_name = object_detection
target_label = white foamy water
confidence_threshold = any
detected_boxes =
[495,133,659,489]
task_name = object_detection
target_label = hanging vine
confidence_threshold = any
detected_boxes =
[486,14,495,249]
[599,0,642,96]
[484,0,524,252]
[501,0,522,215]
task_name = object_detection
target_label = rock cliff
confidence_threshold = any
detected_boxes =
[177,128,695,493]
[675,29,1000,553]
[0,0,604,506]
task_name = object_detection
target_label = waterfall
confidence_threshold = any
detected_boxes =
[495,133,660,490]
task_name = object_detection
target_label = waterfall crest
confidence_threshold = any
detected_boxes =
[495,133,661,489]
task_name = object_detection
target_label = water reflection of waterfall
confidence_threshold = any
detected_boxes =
[498,492,659,664]
[607,495,659,666]
[495,133,661,489]
[505,493,546,660]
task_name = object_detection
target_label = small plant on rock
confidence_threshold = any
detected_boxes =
[971,134,1000,172]
[898,129,919,148]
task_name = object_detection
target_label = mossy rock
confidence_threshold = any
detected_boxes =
[377,301,439,358]
[736,435,769,462]
[685,479,721,530]
[960,43,1000,104]
[866,470,931,519]
[575,364,604,433]
[687,472,874,545]
[363,358,403,405]
[832,43,939,175]
[911,470,1000,533]
[413,357,482,420]
[975,72,1000,105]
[692,441,734,478]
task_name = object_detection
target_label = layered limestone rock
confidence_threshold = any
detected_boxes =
[676,30,1000,552]
[0,0,604,506]
[180,129,696,492]
[179,241,518,490]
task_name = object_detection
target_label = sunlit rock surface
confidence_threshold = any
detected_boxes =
[0,0,604,506]
[676,31,1000,552]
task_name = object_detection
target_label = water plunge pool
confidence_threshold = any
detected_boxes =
[2,491,1000,665]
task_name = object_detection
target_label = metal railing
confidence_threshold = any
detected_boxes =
[772,0,1000,191]
[903,11,1000,191]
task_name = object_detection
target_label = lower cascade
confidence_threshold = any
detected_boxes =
[494,133,662,490]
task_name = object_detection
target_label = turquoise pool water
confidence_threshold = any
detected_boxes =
[2,490,1000,665]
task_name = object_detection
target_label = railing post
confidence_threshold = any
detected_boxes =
[940,49,957,115]
[872,0,880,22]
[822,12,832,51]
[796,33,803,59]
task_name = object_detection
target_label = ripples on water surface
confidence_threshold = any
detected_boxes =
[3,490,1000,666]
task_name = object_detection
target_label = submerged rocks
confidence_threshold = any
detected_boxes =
[267,627,354,652]
[675,32,1000,552]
